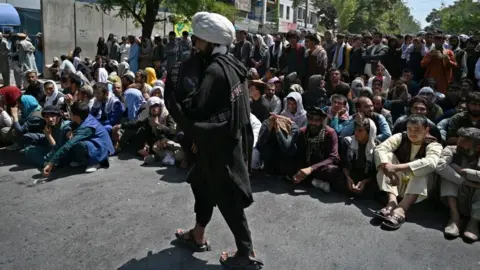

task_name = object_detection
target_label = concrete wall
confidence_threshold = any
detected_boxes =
[42,0,75,66]
[41,0,176,70]
[75,2,103,60]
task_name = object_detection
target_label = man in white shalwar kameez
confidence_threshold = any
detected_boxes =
[0,32,10,86]
[373,115,442,230]
[437,127,480,242]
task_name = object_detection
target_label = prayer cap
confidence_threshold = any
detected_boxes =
[41,105,62,117]
[17,33,26,38]
[192,12,235,45]
[306,106,327,117]
[53,57,59,62]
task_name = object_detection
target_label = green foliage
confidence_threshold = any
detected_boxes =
[313,0,420,34]
[331,0,359,31]
[94,0,238,37]
[426,0,480,34]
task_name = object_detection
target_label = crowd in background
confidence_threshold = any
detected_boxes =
[1,27,480,242]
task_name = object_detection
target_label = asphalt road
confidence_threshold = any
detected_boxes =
[0,149,479,270]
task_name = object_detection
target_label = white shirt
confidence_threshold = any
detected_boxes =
[120,43,131,62]
[0,110,12,128]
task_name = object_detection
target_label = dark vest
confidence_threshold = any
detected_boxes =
[394,132,436,164]
[453,49,466,82]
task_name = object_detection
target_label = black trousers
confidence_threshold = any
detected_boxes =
[191,182,253,256]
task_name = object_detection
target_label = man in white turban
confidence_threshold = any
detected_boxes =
[167,12,264,269]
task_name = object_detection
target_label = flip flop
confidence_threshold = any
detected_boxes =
[174,229,211,252]
[219,251,264,269]
[381,213,405,230]
[372,207,393,220]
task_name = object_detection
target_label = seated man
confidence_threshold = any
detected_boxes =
[393,96,442,142]
[113,97,176,164]
[257,113,298,176]
[447,92,480,145]
[0,100,12,145]
[24,70,45,105]
[47,57,61,81]
[340,96,392,142]
[7,95,45,151]
[90,83,124,134]
[292,107,342,193]
[374,115,443,230]
[281,91,307,128]
[341,115,378,197]
[43,101,114,175]
[437,128,480,241]
[372,94,393,130]
[24,106,72,167]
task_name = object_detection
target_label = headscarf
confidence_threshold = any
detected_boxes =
[108,75,121,84]
[97,68,108,83]
[19,95,42,123]
[42,80,61,107]
[147,96,169,124]
[346,118,377,172]
[418,86,436,103]
[289,84,304,94]
[281,91,307,127]
[118,61,130,77]
[192,12,235,46]
[145,67,157,86]
[351,78,365,98]
[0,86,22,106]
[150,85,164,98]
[275,114,293,134]
[264,34,274,47]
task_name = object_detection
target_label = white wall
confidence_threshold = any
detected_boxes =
[3,0,40,9]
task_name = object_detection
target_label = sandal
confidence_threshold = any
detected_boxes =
[373,207,394,220]
[381,213,406,230]
[219,251,264,269]
[174,229,211,252]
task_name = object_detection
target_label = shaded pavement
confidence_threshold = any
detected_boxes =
[0,149,479,269]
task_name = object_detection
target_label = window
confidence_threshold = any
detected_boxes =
[286,6,290,20]
[297,8,304,20]
[310,12,317,24]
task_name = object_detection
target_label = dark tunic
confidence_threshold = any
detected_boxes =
[24,81,45,105]
[165,53,254,208]
[250,97,271,123]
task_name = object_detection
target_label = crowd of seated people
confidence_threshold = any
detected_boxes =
[1,28,480,243]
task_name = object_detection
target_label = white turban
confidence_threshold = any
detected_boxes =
[192,12,235,45]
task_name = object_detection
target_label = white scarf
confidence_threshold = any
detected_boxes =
[97,68,108,83]
[43,80,59,107]
[346,118,377,166]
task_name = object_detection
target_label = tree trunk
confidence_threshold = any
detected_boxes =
[141,0,160,38]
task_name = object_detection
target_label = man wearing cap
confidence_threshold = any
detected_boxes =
[437,127,480,241]
[0,32,10,86]
[17,33,38,79]
[292,106,341,193]
[166,12,263,269]
[24,105,72,168]
[24,70,45,105]
[48,57,61,81]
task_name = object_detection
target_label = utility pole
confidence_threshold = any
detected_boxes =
[305,0,309,28]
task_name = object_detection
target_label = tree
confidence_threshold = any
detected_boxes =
[94,0,162,38]
[94,0,238,38]
[312,0,420,34]
[331,0,359,31]
[425,0,480,34]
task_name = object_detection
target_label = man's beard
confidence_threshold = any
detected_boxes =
[308,124,323,134]
[265,93,273,98]
[456,147,476,161]
[197,43,215,60]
